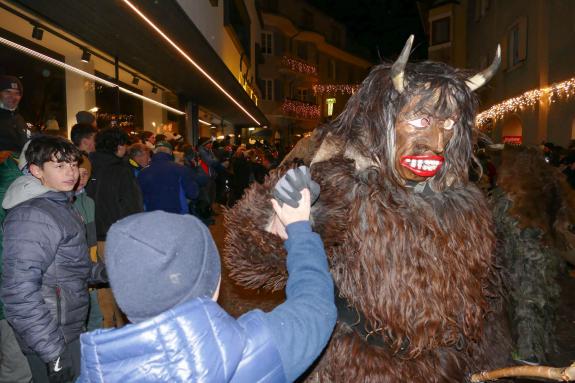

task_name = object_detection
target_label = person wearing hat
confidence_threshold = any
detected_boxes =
[77,168,336,383]
[0,74,32,383]
[0,75,28,154]
[137,140,199,214]
[75,111,97,129]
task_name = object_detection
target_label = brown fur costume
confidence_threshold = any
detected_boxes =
[225,39,510,382]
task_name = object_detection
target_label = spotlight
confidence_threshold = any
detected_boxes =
[152,85,158,94]
[81,49,91,63]
[132,76,139,85]
[32,26,44,40]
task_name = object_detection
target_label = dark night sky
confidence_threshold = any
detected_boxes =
[306,0,428,63]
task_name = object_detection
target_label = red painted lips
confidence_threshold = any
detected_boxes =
[400,155,444,177]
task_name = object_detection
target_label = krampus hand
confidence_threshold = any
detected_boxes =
[272,166,320,208]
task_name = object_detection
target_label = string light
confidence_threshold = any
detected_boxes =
[281,99,320,119]
[476,76,575,129]
[281,56,317,75]
[313,84,360,96]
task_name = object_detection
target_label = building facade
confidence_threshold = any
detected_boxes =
[426,0,575,147]
[256,0,372,146]
[0,0,267,143]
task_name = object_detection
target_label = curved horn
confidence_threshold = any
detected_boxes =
[391,35,414,93]
[466,45,501,91]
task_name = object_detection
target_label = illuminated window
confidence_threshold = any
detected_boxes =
[326,98,336,116]
[261,31,273,55]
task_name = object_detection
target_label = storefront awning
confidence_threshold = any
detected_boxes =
[12,0,268,127]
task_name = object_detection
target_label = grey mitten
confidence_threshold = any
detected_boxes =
[273,166,320,208]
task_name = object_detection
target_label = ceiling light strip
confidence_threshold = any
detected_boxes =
[0,36,185,115]
[122,0,261,126]
[198,119,211,126]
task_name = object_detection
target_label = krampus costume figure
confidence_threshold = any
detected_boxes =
[492,146,574,364]
[225,36,510,382]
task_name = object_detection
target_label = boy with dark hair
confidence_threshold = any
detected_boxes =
[86,128,142,328]
[1,135,107,383]
[70,123,97,154]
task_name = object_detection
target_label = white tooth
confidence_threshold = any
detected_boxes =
[424,160,431,165]
[417,160,423,169]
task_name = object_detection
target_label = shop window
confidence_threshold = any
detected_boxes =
[261,31,273,55]
[431,16,450,46]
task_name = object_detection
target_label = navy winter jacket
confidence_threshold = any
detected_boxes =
[78,221,336,382]
[138,152,199,214]
[1,187,106,362]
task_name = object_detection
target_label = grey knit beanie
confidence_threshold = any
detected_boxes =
[105,211,221,323]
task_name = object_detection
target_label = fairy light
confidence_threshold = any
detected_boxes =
[476,76,575,129]
[313,84,360,96]
[0,36,185,115]
[281,99,320,119]
[281,56,317,75]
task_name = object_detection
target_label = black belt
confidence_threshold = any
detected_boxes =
[335,288,466,355]
[335,287,410,356]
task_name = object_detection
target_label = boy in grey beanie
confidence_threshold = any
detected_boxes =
[78,168,337,383]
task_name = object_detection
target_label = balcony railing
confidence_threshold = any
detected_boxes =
[281,55,318,76]
[281,98,320,120]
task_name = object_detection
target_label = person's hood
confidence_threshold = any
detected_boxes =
[2,175,52,209]
[78,298,245,383]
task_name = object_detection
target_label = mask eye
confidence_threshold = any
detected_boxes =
[407,117,430,128]
[444,119,454,130]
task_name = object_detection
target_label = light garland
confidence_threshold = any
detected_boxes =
[281,99,320,119]
[313,84,360,96]
[281,56,317,75]
[476,76,575,128]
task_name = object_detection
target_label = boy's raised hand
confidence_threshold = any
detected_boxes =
[271,188,311,228]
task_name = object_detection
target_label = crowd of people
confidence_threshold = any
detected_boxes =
[0,74,336,383]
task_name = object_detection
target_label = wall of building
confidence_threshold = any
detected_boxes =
[257,1,371,145]
[178,0,261,115]
[466,0,575,146]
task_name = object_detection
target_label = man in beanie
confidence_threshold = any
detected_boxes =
[0,74,32,382]
[78,169,337,382]
[0,75,28,153]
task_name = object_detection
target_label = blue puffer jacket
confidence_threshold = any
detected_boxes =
[78,297,286,383]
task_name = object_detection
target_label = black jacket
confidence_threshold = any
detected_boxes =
[0,107,27,152]
[1,189,106,362]
[86,152,143,240]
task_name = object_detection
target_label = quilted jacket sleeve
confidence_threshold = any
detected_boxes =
[0,206,65,362]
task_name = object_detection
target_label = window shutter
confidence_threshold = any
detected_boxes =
[518,16,527,61]
[274,33,284,55]
[274,79,283,101]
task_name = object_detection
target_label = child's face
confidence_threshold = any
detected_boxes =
[30,160,79,192]
[77,167,90,190]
